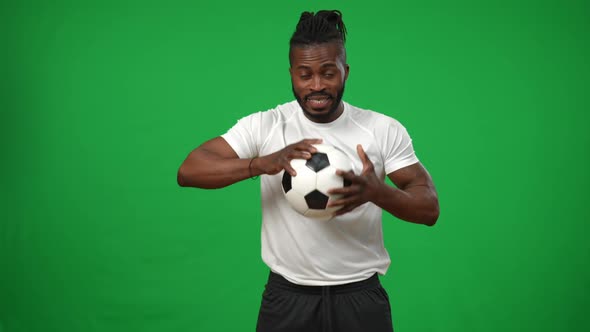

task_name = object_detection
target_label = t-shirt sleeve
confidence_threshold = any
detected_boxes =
[382,119,420,175]
[221,113,259,159]
[221,110,275,159]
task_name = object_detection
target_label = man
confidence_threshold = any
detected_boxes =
[178,10,439,332]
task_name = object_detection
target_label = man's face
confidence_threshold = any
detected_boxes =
[290,43,349,123]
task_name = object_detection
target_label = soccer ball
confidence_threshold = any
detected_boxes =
[281,144,353,220]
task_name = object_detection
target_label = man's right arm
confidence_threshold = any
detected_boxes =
[177,137,255,189]
[177,137,322,189]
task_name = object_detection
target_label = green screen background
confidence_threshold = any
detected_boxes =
[1,0,589,331]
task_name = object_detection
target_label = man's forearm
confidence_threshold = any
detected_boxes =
[371,183,439,226]
[177,150,259,189]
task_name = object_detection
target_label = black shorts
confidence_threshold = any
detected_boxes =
[256,272,394,332]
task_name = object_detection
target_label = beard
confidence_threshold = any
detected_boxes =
[292,83,346,122]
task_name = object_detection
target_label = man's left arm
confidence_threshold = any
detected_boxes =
[328,144,439,226]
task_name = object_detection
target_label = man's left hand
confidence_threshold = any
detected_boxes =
[327,144,383,216]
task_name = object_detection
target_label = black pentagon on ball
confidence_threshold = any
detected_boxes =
[306,152,330,172]
[305,190,329,209]
[282,171,292,193]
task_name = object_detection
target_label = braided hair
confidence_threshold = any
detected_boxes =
[289,10,347,63]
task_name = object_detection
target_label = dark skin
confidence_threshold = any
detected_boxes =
[178,42,439,226]
[289,43,349,123]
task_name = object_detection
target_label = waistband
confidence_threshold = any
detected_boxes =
[266,271,381,295]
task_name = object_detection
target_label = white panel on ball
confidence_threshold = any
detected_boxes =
[290,158,307,170]
[291,163,318,195]
[326,149,353,173]
[315,165,345,216]
[285,190,309,215]
[316,166,343,195]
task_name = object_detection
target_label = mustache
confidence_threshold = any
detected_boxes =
[304,92,333,100]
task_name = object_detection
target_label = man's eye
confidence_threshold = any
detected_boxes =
[323,73,335,78]
[300,75,311,79]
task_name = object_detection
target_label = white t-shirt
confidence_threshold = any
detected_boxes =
[222,100,419,286]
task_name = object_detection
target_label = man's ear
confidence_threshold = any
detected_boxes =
[344,64,350,81]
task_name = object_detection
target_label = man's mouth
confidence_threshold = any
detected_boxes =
[305,95,332,108]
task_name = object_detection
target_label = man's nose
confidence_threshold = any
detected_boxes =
[310,76,323,91]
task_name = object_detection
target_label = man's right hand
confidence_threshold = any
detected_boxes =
[254,138,323,176]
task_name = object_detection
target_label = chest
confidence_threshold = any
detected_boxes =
[260,122,387,179]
